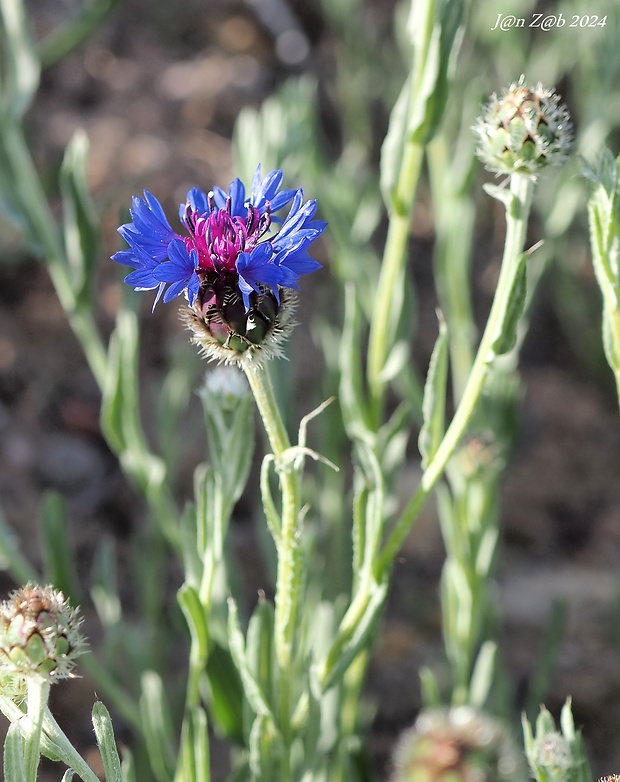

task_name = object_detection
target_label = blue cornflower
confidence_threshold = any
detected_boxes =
[112,167,326,362]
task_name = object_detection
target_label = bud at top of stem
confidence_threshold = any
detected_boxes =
[0,584,86,682]
[390,707,526,782]
[473,76,573,178]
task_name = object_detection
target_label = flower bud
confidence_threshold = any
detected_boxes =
[473,77,573,178]
[0,585,86,681]
[182,283,295,367]
[390,707,526,782]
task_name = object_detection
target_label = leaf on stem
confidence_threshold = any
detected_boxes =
[490,254,527,356]
[60,131,99,309]
[177,706,210,782]
[418,315,449,469]
[92,701,123,782]
[39,491,82,603]
[178,584,210,662]
[0,0,40,118]
[226,598,279,730]
[139,672,177,782]
[3,723,26,782]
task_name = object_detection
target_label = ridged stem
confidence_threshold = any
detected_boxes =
[376,174,534,578]
[243,363,301,736]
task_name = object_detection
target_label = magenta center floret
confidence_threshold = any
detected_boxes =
[184,196,271,274]
[112,165,326,331]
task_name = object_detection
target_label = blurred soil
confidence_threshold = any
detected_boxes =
[1,0,620,778]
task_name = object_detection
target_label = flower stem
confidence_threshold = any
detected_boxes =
[243,364,301,705]
[367,142,425,424]
[376,174,535,579]
[22,678,49,782]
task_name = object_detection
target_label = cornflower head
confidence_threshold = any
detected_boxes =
[390,707,525,782]
[113,166,326,366]
[473,76,573,178]
[0,584,86,682]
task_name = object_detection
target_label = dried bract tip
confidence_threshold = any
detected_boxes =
[473,76,573,178]
[0,584,86,682]
[390,707,526,782]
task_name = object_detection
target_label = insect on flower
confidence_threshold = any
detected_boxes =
[113,166,326,366]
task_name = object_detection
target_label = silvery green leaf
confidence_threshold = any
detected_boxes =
[177,707,210,782]
[3,723,26,782]
[178,584,209,661]
[0,0,40,118]
[60,131,98,308]
[227,599,278,728]
[39,491,81,603]
[469,641,496,709]
[92,701,122,782]
[139,672,176,782]
[490,254,527,356]
[418,317,448,469]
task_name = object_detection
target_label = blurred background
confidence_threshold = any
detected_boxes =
[2,0,620,777]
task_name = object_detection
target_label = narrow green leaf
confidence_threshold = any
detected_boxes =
[3,722,26,782]
[379,77,412,210]
[178,706,210,782]
[60,131,99,308]
[482,183,517,211]
[469,641,496,709]
[246,600,275,707]
[203,642,244,742]
[0,503,39,583]
[60,770,76,782]
[178,584,210,661]
[100,319,126,454]
[227,599,278,728]
[120,745,136,782]
[407,0,465,145]
[490,255,527,356]
[418,316,449,469]
[259,456,281,541]
[321,580,388,691]
[92,702,122,782]
[38,0,122,68]
[0,0,40,118]
[339,285,371,436]
[419,667,441,707]
[139,672,177,782]
[89,536,121,629]
[248,715,281,779]
[39,491,81,602]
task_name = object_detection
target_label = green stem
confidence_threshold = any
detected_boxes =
[367,142,425,423]
[42,707,101,782]
[22,678,49,782]
[243,365,301,717]
[376,174,535,578]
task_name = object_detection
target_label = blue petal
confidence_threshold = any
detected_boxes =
[249,166,295,214]
[117,191,178,263]
[228,179,247,216]
[186,188,210,214]
[236,245,283,310]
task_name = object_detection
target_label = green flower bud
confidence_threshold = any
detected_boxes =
[473,77,573,178]
[182,280,296,368]
[531,732,574,779]
[0,584,86,682]
[390,707,526,782]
